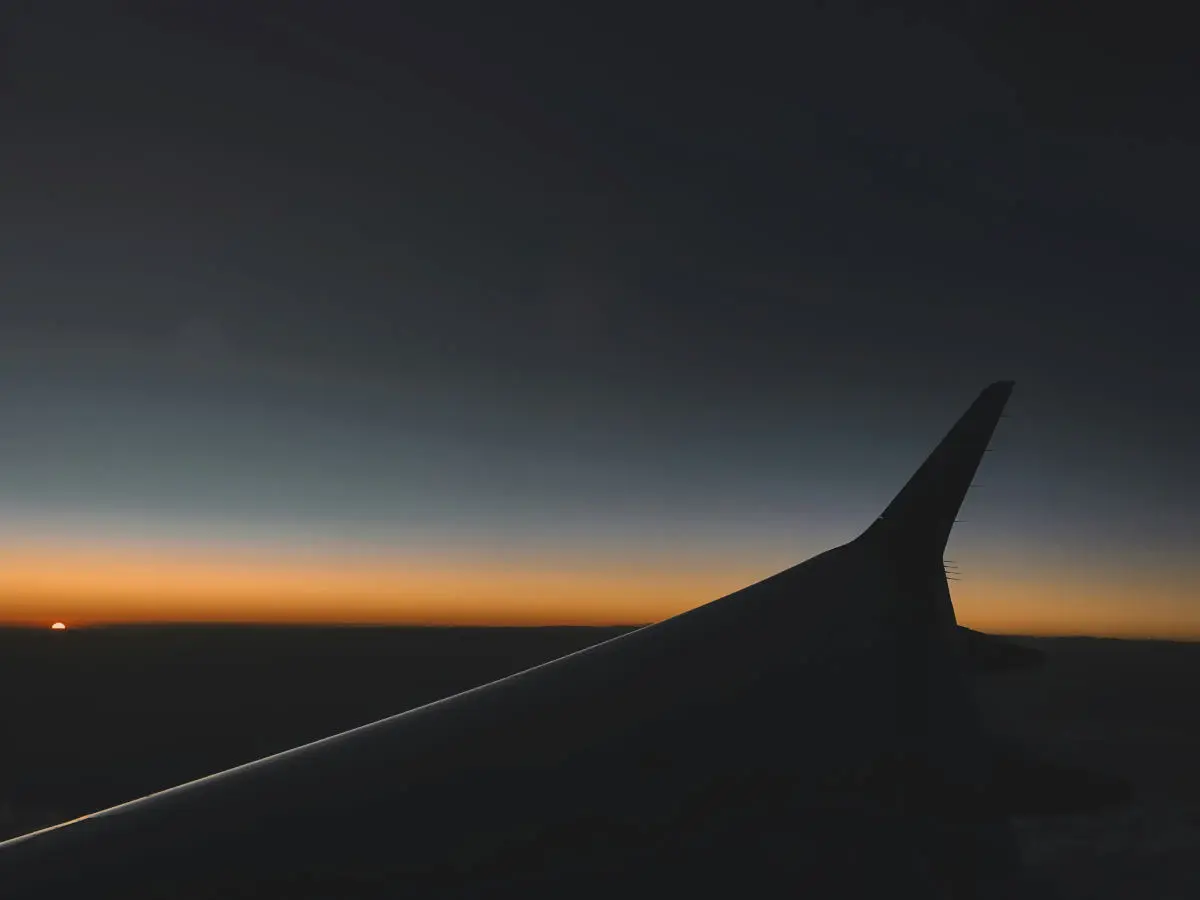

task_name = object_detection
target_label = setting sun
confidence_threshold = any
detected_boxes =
[50,622,67,630]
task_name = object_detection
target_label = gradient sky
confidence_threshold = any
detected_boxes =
[0,3,1196,635]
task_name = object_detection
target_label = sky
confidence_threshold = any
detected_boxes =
[0,3,1196,635]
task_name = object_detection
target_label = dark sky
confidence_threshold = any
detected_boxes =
[0,2,1196,632]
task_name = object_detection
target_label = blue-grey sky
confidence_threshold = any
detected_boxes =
[0,3,1196,632]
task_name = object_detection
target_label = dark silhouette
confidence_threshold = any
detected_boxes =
[960,626,1047,674]
[0,381,1131,898]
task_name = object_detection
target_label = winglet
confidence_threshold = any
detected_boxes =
[865,381,1014,554]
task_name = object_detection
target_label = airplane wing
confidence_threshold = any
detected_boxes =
[0,380,1127,898]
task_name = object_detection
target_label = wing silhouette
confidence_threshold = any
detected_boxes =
[0,380,1129,898]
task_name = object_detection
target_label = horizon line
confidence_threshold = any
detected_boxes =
[3,618,1199,643]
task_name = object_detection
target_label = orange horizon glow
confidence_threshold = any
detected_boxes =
[0,543,740,628]
[0,542,1196,640]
